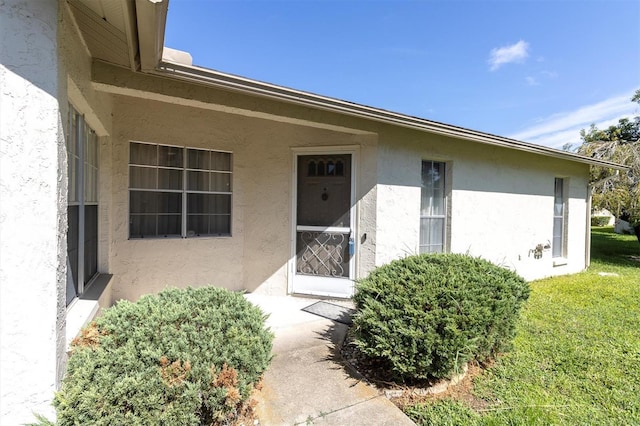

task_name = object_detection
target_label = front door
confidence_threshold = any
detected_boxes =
[293,153,355,297]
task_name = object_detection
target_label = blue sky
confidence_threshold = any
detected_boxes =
[165,1,640,149]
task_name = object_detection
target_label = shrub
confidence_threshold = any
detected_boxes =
[352,254,529,382]
[591,216,610,226]
[54,287,273,425]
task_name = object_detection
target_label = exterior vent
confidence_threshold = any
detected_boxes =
[162,47,193,66]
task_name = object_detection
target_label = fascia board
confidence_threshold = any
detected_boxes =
[153,60,627,171]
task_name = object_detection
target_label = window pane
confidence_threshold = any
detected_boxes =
[187,214,230,236]
[188,193,231,214]
[187,170,209,191]
[420,161,446,255]
[130,142,157,165]
[212,152,231,171]
[188,149,210,169]
[420,217,444,251]
[84,164,98,203]
[552,217,563,257]
[554,202,564,217]
[130,191,157,213]
[157,192,182,214]
[158,145,183,168]
[210,172,231,192]
[187,215,209,236]
[158,215,181,236]
[130,214,157,238]
[130,166,156,189]
[158,168,183,190]
[67,205,79,299]
[421,161,446,217]
[84,205,98,283]
[211,215,231,235]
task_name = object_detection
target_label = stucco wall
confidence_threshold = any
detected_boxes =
[106,95,378,301]
[0,0,65,423]
[376,128,590,280]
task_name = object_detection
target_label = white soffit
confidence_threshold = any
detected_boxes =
[68,0,138,70]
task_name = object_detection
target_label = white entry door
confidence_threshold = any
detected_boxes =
[292,153,355,298]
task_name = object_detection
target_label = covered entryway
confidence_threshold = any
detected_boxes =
[291,151,356,298]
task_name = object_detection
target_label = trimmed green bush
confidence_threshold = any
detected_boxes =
[591,216,611,226]
[352,254,529,382]
[54,287,273,425]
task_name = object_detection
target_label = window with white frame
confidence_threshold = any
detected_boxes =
[67,104,99,306]
[128,142,232,238]
[552,177,567,258]
[420,160,447,253]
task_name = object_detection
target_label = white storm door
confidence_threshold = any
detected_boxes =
[293,153,355,298]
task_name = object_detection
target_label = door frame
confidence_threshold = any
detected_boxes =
[288,145,359,298]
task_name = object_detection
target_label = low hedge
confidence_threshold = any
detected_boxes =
[54,287,273,425]
[591,216,610,227]
[352,254,529,382]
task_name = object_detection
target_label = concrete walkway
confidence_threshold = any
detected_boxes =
[245,294,415,426]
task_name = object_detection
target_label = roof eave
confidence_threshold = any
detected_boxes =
[151,60,627,171]
[135,0,168,72]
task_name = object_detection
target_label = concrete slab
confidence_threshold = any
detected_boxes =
[247,294,415,426]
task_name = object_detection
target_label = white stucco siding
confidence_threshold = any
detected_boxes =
[375,130,591,281]
[375,184,421,265]
[106,96,378,301]
[0,0,65,423]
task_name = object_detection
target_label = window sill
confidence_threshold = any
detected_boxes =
[66,274,112,350]
[552,258,568,267]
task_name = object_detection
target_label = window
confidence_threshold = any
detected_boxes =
[420,161,446,253]
[129,142,232,238]
[67,104,99,306]
[552,178,567,258]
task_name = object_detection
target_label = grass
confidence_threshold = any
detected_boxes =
[404,227,640,425]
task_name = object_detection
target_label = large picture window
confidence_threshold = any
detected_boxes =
[420,160,446,253]
[129,142,232,238]
[67,105,99,305]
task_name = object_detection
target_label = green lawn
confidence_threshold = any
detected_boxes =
[405,227,640,425]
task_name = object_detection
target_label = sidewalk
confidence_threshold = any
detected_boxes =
[245,294,415,426]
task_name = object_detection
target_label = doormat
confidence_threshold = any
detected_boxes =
[302,301,356,325]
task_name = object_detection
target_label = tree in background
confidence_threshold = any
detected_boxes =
[577,89,640,243]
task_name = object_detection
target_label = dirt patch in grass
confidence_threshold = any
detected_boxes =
[340,334,493,412]
[389,362,492,412]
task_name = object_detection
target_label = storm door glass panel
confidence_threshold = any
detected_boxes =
[296,155,352,278]
[552,178,565,258]
[297,155,351,227]
[420,161,446,254]
[296,231,349,278]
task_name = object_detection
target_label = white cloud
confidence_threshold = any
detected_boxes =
[488,40,529,71]
[525,76,539,86]
[508,91,638,149]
